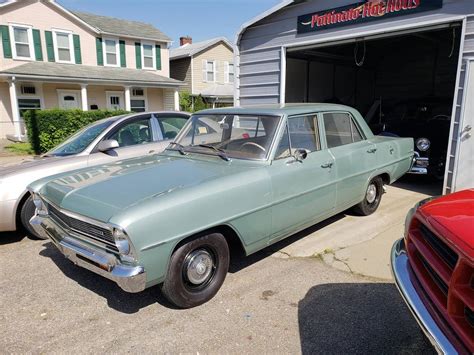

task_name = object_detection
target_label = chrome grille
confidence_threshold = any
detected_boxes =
[46,203,118,252]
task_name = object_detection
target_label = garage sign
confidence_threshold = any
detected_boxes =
[297,0,443,34]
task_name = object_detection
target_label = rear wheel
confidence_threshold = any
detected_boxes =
[161,233,229,308]
[352,177,384,216]
[20,195,46,240]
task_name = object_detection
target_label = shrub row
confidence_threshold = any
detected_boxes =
[24,109,128,154]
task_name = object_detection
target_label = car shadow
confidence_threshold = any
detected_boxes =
[229,213,346,273]
[38,242,178,313]
[0,231,26,245]
[298,283,436,354]
[393,175,442,196]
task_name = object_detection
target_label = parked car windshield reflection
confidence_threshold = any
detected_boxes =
[171,114,281,160]
[47,118,120,156]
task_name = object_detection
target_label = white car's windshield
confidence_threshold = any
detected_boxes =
[169,114,281,160]
[47,119,117,156]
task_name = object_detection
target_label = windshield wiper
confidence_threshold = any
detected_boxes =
[197,144,231,161]
[167,142,188,156]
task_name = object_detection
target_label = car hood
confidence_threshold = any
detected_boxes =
[0,155,78,178]
[35,154,249,223]
[420,189,474,256]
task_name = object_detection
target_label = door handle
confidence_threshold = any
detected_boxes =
[148,150,155,154]
[321,162,333,169]
[367,148,377,154]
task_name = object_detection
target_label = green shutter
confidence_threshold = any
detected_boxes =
[44,31,55,62]
[32,29,43,61]
[0,25,12,59]
[135,42,142,69]
[119,40,126,67]
[96,37,103,66]
[155,44,161,70]
[73,34,82,64]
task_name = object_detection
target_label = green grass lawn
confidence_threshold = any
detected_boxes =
[5,142,34,155]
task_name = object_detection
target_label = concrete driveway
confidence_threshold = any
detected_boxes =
[0,233,434,354]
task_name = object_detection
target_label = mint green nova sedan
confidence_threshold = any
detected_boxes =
[29,104,414,308]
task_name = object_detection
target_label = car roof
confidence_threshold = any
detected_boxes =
[196,103,357,116]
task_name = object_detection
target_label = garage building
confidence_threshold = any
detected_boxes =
[235,0,474,194]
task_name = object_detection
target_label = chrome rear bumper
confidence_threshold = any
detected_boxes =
[30,214,146,293]
[390,239,456,355]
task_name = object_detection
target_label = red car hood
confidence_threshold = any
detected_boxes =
[420,189,474,258]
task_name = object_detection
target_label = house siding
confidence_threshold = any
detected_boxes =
[192,42,234,95]
[0,81,14,137]
[237,0,474,106]
[170,57,192,93]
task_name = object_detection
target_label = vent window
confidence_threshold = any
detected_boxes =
[21,85,36,95]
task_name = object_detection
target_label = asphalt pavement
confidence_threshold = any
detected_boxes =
[0,232,435,354]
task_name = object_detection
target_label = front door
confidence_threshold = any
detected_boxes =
[106,92,125,110]
[270,114,336,242]
[59,91,80,109]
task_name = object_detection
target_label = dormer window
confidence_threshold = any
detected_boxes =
[103,38,120,67]
[10,24,34,60]
[53,29,75,64]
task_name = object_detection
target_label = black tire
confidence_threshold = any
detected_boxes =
[20,195,46,240]
[161,233,229,309]
[352,177,384,216]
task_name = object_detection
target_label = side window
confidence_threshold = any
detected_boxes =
[323,112,363,148]
[275,115,320,159]
[158,116,188,140]
[109,116,152,147]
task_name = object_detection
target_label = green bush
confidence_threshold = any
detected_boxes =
[179,91,210,113]
[24,109,128,154]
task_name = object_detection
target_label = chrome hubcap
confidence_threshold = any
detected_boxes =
[185,249,214,285]
[366,184,377,204]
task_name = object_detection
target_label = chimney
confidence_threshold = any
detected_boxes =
[180,36,192,46]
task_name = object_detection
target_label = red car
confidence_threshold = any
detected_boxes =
[391,189,473,354]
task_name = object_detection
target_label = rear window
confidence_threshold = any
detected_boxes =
[323,112,363,148]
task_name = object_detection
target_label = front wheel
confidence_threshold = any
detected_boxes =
[20,195,46,240]
[161,233,229,308]
[352,177,384,216]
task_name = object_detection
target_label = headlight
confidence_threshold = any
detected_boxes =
[113,227,130,255]
[416,138,431,152]
[32,193,48,215]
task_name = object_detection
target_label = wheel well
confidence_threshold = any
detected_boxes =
[378,173,390,185]
[15,191,31,229]
[173,225,246,262]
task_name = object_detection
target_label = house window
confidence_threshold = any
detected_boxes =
[131,87,146,112]
[142,43,155,69]
[20,84,36,95]
[203,60,216,82]
[18,98,41,118]
[103,38,119,67]
[225,62,234,83]
[53,30,74,63]
[10,24,34,60]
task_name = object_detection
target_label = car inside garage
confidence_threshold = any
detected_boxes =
[284,24,462,193]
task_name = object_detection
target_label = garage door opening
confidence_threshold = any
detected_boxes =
[285,24,462,194]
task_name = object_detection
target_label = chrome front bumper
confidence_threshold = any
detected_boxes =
[408,153,429,175]
[390,239,456,355]
[30,214,146,293]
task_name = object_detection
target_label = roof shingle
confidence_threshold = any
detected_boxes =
[170,37,233,60]
[71,10,171,42]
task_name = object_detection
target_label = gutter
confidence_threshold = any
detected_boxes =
[0,73,183,88]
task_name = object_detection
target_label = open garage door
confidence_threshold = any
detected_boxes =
[285,24,462,193]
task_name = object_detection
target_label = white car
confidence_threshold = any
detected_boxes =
[0,111,190,238]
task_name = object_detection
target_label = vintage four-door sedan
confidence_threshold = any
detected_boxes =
[391,190,473,354]
[0,111,190,239]
[29,104,414,308]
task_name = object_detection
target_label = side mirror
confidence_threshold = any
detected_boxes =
[294,149,308,162]
[98,139,119,152]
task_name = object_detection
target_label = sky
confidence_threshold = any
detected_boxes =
[58,0,282,46]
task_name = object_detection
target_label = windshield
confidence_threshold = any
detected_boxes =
[170,114,281,160]
[47,119,115,156]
